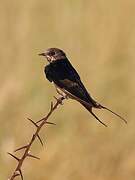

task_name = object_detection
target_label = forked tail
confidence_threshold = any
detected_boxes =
[81,101,127,127]
[81,102,107,127]
[62,88,127,126]
[100,105,127,124]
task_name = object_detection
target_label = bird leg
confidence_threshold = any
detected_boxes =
[53,96,64,105]
[55,86,68,100]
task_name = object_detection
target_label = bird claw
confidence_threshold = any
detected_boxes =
[53,96,64,105]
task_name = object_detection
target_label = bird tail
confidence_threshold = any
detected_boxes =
[63,89,108,127]
[62,88,127,126]
[80,102,108,127]
[99,104,127,124]
[81,101,127,127]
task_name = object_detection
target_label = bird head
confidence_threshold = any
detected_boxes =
[39,48,66,63]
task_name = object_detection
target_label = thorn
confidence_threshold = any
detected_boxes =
[13,172,20,178]
[27,118,39,128]
[50,101,53,110]
[19,169,24,180]
[14,145,28,152]
[8,152,20,161]
[46,121,56,125]
[28,153,40,160]
[36,116,47,124]
[36,118,44,124]
[37,134,44,146]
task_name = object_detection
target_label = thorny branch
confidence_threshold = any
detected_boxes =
[8,96,65,180]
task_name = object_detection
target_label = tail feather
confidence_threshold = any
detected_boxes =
[81,101,127,126]
[100,105,127,124]
[81,102,107,127]
[62,88,127,125]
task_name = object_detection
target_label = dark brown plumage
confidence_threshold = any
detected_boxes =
[39,48,127,127]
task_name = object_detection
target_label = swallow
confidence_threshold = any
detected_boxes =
[39,48,127,127]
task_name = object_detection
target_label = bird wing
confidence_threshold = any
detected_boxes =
[49,59,97,106]
[55,78,88,100]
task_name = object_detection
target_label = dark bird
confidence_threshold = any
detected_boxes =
[39,48,127,127]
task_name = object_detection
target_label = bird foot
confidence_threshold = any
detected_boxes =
[53,96,65,105]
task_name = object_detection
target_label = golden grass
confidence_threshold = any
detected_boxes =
[1,0,135,179]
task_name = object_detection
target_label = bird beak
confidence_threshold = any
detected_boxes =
[38,53,46,56]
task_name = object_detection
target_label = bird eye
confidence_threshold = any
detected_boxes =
[48,51,55,56]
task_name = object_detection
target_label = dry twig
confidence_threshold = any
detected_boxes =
[8,96,65,180]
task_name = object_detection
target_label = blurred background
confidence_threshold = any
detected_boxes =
[1,0,135,179]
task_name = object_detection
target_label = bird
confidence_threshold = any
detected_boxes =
[39,48,127,127]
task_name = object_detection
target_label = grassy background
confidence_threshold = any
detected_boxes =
[1,0,135,179]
